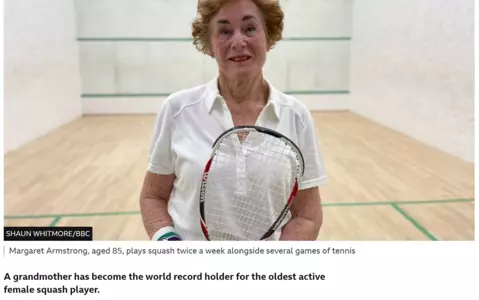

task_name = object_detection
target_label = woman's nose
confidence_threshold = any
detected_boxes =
[231,32,247,50]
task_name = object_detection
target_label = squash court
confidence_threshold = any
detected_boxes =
[4,0,474,241]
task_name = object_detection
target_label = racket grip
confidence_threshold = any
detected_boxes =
[151,226,182,241]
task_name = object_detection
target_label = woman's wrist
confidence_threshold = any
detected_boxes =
[151,226,182,241]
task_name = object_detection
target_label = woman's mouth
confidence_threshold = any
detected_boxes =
[229,56,251,63]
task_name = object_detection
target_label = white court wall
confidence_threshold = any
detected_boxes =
[74,0,353,113]
[4,0,83,153]
[349,0,474,163]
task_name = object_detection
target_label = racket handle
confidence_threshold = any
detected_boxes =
[151,226,182,241]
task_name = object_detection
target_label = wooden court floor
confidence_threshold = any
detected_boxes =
[4,112,475,241]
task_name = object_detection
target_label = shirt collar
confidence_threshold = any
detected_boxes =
[204,76,280,120]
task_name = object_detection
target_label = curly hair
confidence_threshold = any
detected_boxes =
[192,0,284,55]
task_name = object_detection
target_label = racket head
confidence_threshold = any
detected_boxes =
[199,125,305,241]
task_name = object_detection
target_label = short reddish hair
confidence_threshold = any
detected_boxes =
[192,0,284,54]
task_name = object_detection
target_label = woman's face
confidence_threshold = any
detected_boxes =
[209,0,269,80]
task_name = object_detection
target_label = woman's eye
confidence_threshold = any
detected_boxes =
[220,29,231,35]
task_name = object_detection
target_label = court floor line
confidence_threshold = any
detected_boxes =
[49,216,62,227]
[4,198,474,220]
[390,203,438,241]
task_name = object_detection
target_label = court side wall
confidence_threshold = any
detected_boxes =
[74,0,352,114]
[4,0,83,153]
[349,0,474,163]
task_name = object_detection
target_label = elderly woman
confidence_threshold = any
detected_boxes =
[140,0,326,241]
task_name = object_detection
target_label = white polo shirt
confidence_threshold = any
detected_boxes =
[147,76,327,241]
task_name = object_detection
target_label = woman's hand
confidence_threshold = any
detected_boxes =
[279,187,323,241]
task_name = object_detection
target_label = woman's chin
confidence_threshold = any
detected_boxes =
[226,66,262,79]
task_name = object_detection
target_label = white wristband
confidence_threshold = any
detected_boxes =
[151,226,181,241]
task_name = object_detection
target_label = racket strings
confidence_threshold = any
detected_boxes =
[206,180,284,223]
[207,207,271,238]
[207,191,280,223]
[203,130,300,241]
[206,198,277,240]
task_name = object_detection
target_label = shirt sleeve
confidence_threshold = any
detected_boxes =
[147,99,175,175]
[297,112,327,190]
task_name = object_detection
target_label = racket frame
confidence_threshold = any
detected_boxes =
[199,125,305,241]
